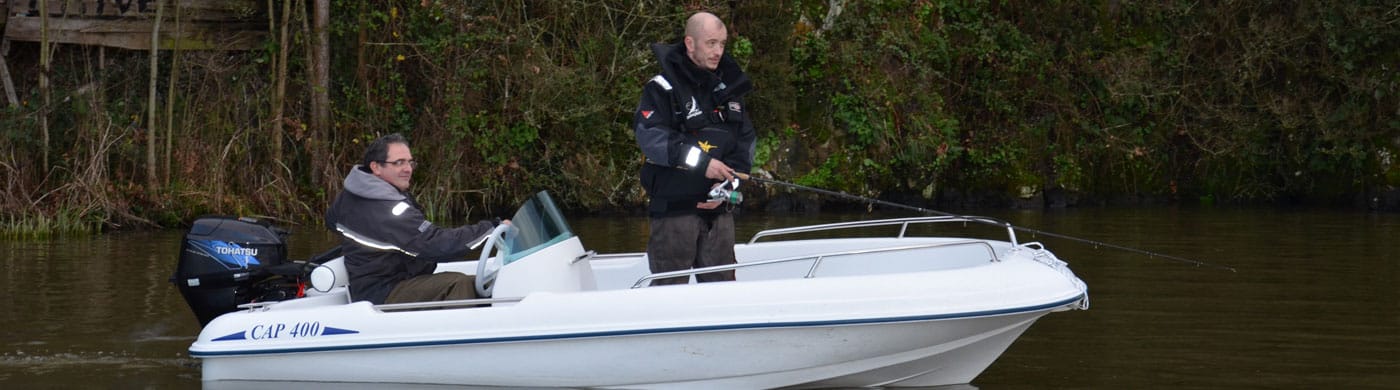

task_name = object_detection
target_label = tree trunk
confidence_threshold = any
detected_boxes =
[164,1,182,185]
[355,3,367,90]
[312,0,331,194]
[39,0,51,173]
[272,0,291,163]
[147,0,164,192]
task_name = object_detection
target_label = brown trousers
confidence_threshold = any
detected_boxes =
[647,213,737,286]
[384,271,477,304]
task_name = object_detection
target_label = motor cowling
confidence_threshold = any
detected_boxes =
[172,216,293,326]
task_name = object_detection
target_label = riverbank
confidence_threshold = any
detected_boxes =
[6,183,1400,237]
[3,1,1396,236]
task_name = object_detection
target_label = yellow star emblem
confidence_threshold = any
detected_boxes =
[698,141,717,153]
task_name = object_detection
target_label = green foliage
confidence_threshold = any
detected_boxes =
[4,0,1397,236]
[753,124,795,168]
[730,35,754,61]
[831,92,881,147]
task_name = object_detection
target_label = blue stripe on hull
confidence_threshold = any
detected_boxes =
[191,294,1085,358]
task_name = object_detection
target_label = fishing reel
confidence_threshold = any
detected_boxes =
[708,178,743,204]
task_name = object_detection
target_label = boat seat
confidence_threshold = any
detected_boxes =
[306,256,350,296]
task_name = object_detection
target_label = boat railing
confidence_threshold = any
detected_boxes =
[746,216,1019,246]
[237,296,527,312]
[590,252,645,259]
[630,240,996,289]
[375,297,526,312]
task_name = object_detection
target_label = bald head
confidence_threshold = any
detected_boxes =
[683,12,728,71]
[685,12,725,39]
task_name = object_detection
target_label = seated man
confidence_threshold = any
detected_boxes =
[326,133,508,304]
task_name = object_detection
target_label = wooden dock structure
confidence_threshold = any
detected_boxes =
[3,0,267,50]
[1,0,330,178]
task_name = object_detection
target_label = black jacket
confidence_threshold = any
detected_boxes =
[632,42,756,217]
[325,166,495,304]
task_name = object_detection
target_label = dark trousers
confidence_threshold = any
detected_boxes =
[384,271,477,303]
[647,213,736,286]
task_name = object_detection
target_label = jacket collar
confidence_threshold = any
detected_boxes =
[650,42,752,100]
[343,165,407,201]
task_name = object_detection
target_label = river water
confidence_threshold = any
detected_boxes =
[1,206,1397,388]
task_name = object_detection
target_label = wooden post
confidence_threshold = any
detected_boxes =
[0,39,17,107]
[0,8,16,107]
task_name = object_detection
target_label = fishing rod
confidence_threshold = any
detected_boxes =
[732,172,1237,272]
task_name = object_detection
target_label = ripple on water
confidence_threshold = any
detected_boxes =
[0,349,198,371]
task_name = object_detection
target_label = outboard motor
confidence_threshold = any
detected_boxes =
[172,216,300,326]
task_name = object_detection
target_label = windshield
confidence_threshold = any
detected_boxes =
[499,191,574,265]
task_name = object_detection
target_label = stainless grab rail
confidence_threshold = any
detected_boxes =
[630,240,996,289]
[747,216,1018,245]
[236,294,527,312]
[375,296,526,312]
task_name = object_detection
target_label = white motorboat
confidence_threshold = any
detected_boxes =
[176,191,1088,388]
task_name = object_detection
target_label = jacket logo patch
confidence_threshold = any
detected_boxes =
[685,97,702,119]
[698,140,717,153]
[642,110,653,119]
[728,102,741,113]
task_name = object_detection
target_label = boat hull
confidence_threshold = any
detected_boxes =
[188,212,1089,388]
[195,255,1085,388]
[198,299,1073,388]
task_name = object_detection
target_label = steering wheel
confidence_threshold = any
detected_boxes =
[475,224,514,297]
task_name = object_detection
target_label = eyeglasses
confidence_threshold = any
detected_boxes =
[379,159,418,168]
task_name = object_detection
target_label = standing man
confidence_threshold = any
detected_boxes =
[633,11,756,285]
[326,133,507,303]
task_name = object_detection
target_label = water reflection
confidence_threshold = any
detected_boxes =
[0,207,1397,388]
